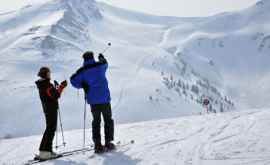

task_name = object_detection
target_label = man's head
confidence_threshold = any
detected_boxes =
[38,67,51,79]
[82,51,94,61]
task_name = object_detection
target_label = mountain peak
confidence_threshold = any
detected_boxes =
[59,0,96,8]
[58,0,102,21]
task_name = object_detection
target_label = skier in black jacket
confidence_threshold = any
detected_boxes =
[35,67,67,160]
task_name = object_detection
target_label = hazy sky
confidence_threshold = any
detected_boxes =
[0,0,259,17]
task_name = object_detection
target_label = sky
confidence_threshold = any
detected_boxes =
[0,0,259,17]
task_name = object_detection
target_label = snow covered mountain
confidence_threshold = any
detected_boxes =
[0,0,269,138]
[1,110,270,165]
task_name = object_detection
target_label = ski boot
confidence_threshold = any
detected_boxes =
[36,151,59,160]
[105,142,116,151]
[94,143,105,154]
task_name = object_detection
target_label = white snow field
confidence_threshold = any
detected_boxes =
[1,0,270,164]
[0,110,270,165]
[0,0,269,140]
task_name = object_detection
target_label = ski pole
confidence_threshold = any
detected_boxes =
[55,120,59,150]
[54,81,59,150]
[54,80,66,148]
[58,107,66,147]
[100,43,112,54]
[83,96,87,149]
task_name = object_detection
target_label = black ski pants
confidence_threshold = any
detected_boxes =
[39,104,57,152]
[90,103,114,145]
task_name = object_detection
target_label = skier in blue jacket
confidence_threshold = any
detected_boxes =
[70,51,115,153]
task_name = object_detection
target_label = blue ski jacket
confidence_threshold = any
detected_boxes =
[70,58,111,105]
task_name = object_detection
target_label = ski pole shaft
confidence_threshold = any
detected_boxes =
[54,82,59,150]
[58,108,66,146]
[55,121,58,150]
[101,43,112,54]
[83,97,87,148]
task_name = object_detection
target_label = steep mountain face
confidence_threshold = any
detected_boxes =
[155,0,270,109]
[41,0,102,56]
[0,0,101,58]
[0,0,268,138]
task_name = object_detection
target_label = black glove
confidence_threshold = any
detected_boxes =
[60,80,68,88]
[98,54,107,63]
[81,81,89,93]
[54,80,60,87]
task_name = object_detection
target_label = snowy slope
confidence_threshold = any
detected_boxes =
[0,0,206,138]
[1,110,270,165]
[158,0,270,109]
[0,0,269,138]
[0,0,104,138]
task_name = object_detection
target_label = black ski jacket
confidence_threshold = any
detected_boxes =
[35,78,63,110]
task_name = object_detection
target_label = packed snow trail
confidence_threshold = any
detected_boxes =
[0,110,270,165]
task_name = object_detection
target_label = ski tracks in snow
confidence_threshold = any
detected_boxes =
[183,112,263,165]
[158,111,263,165]
[1,110,270,165]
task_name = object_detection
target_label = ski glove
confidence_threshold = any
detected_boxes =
[61,80,68,88]
[56,80,67,94]
[98,54,107,64]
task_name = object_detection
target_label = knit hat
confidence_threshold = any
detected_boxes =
[82,51,94,61]
[38,67,50,78]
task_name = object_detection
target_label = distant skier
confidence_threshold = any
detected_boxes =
[203,98,210,113]
[35,67,67,160]
[70,51,115,153]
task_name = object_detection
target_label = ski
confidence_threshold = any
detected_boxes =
[94,140,135,155]
[88,140,135,160]
[116,140,135,149]
[24,147,94,165]
[24,140,134,165]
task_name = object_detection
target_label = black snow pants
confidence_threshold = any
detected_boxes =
[91,103,114,145]
[39,104,57,152]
